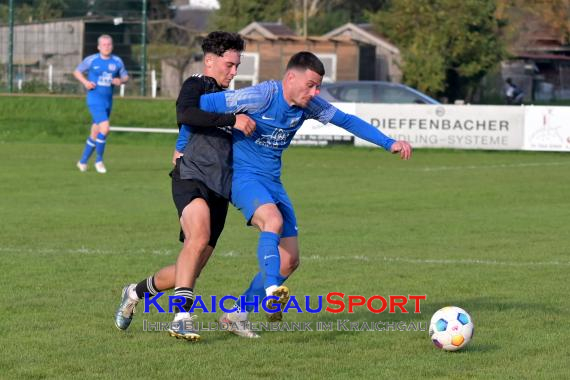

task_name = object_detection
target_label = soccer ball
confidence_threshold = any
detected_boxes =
[429,306,474,351]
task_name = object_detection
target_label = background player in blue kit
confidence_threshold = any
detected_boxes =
[74,34,129,174]
[190,51,412,338]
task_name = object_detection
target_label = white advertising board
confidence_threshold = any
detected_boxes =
[523,106,570,152]
[352,104,525,150]
[295,103,355,139]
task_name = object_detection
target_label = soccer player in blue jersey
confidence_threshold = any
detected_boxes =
[74,34,129,173]
[192,51,412,338]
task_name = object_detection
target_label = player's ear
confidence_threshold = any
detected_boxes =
[285,70,296,82]
[204,53,214,68]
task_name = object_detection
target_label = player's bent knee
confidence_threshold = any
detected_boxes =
[254,220,284,234]
[281,255,300,276]
[253,205,284,233]
[183,235,210,252]
[263,218,283,234]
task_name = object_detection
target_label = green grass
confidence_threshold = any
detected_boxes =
[1,96,570,378]
[0,94,175,143]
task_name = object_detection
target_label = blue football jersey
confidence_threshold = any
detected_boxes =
[76,54,128,105]
[199,81,336,179]
[200,80,395,180]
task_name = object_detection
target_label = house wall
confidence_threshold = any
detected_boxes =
[243,39,360,82]
[0,20,84,84]
[160,59,202,98]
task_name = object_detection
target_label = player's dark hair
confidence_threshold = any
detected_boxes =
[286,51,325,76]
[202,31,245,56]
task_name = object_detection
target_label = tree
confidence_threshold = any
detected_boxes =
[0,0,68,24]
[369,0,506,101]
[535,0,570,43]
[212,0,270,32]
[305,0,388,35]
[496,0,570,48]
[89,0,172,19]
[213,0,387,35]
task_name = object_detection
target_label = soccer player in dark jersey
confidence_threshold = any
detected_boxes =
[194,52,412,338]
[74,34,129,174]
[114,32,255,341]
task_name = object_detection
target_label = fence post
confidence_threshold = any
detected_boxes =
[48,64,53,92]
[8,0,14,93]
[151,69,157,98]
[140,0,148,96]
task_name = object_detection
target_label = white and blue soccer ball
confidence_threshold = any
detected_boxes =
[429,306,474,351]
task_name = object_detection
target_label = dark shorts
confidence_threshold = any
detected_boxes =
[170,159,229,248]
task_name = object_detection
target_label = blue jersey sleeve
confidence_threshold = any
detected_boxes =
[304,96,338,124]
[75,54,97,73]
[113,56,128,78]
[199,81,273,114]
[176,124,191,152]
[330,109,395,151]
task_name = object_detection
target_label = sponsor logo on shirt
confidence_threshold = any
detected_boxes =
[255,128,291,148]
[97,72,113,87]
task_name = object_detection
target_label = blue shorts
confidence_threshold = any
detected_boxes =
[88,103,112,124]
[231,176,298,238]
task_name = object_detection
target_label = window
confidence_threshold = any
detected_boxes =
[230,52,259,89]
[314,53,337,83]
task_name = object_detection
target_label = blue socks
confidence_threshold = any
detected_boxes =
[236,231,289,313]
[95,132,107,163]
[79,137,96,164]
[237,272,289,313]
[257,231,281,289]
[237,272,265,312]
[79,132,107,164]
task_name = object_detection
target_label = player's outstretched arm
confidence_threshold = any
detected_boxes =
[329,110,394,150]
[307,97,407,154]
[390,140,413,160]
[200,82,270,116]
[177,78,236,129]
[329,110,412,159]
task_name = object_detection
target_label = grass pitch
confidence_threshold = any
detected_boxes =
[1,96,569,379]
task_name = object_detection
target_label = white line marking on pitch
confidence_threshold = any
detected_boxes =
[2,247,568,267]
[303,255,570,267]
[415,161,569,172]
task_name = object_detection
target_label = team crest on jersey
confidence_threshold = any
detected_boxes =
[289,117,301,128]
[108,63,116,71]
[255,128,291,148]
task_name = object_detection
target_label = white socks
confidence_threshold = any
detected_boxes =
[265,285,278,297]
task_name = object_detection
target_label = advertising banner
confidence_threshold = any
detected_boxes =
[523,106,570,152]
[353,104,525,150]
[295,103,355,142]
